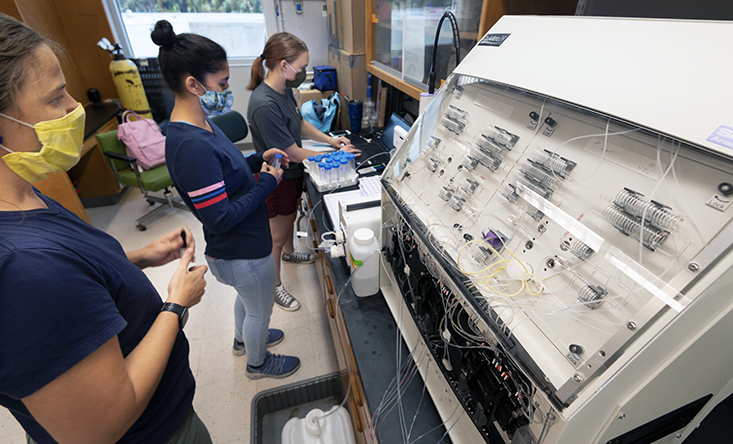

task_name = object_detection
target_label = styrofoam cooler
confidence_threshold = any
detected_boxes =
[281,406,356,444]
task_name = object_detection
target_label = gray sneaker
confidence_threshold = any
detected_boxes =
[274,284,301,311]
[281,251,314,264]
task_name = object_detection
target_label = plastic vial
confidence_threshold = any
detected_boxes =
[307,155,316,170]
[340,158,349,179]
[318,162,326,181]
[270,153,282,170]
[324,164,332,185]
[334,164,342,184]
[316,154,324,163]
[347,153,355,172]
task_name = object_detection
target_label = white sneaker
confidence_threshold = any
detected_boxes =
[274,284,301,311]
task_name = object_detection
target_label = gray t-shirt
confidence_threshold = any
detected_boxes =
[247,81,304,179]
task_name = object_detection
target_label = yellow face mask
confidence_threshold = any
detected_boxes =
[0,103,86,183]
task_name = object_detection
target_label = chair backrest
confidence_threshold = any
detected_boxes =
[95,130,129,172]
[210,110,248,143]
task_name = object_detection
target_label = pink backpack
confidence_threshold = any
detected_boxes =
[117,111,166,170]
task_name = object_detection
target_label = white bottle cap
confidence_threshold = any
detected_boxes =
[353,228,374,244]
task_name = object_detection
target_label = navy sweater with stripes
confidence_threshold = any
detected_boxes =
[165,119,277,260]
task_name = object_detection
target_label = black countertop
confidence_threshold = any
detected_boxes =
[305,177,451,444]
[84,101,120,140]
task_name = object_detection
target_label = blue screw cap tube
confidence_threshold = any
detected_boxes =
[340,158,349,178]
[270,153,283,170]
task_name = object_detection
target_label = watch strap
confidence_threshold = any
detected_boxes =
[160,302,188,328]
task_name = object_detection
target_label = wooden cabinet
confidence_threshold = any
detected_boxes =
[305,191,375,444]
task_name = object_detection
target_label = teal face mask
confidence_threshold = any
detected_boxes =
[197,80,234,116]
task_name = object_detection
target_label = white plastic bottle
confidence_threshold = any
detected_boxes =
[348,228,380,297]
[281,406,356,444]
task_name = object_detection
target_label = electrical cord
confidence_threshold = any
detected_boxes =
[428,11,461,95]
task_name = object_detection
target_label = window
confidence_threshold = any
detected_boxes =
[105,0,276,59]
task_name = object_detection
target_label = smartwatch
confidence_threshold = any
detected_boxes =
[160,302,188,329]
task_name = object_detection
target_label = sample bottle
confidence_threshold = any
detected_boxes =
[307,155,316,170]
[324,164,332,184]
[270,153,283,170]
[340,158,349,179]
[348,228,380,297]
[332,162,340,183]
[318,162,326,181]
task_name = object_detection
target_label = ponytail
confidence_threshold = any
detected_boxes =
[248,55,266,91]
[247,32,308,91]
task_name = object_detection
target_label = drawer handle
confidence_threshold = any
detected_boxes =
[326,298,335,319]
[310,219,318,232]
[325,274,335,296]
[349,397,363,433]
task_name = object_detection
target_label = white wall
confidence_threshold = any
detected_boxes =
[279,0,330,67]
[230,0,330,146]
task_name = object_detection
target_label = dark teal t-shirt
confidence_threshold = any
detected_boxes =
[0,190,194,444]
[247,81,304,180]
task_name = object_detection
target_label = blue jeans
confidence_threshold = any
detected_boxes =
[205,254,275,367]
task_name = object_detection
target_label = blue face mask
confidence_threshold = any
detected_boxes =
[197,80,234,116]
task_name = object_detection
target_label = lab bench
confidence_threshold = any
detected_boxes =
[304,175,450,444]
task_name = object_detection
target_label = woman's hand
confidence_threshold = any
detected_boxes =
[127,226,195,269]
[261,162,283,185]
[331,136,361,156]
[262,148,291,169]
[166,248,207,308]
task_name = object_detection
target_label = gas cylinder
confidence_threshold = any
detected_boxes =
[109,54,152,119]
[99,36,154,119]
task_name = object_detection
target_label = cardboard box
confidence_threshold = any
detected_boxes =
[328,45,368,129]
[293,88,335,109]
[326,0,366,55]
[326,0,339,48]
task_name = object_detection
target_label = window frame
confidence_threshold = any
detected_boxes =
[101,0,280,66]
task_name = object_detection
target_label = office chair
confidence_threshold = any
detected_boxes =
[210,110,248,143]
[96,130,188,231]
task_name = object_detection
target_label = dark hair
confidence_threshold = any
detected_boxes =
[151,20,228,94]
[0,13,57,113]
[248,32,308,91]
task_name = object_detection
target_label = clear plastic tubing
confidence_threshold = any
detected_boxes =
[339,158,348,179]
[318,162,326,181]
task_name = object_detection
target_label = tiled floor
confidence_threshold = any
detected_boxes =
[0,186,338,444]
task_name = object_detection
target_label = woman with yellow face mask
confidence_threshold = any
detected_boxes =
[0,14,212,444]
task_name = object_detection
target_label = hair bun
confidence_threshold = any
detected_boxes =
[151,20,176,50]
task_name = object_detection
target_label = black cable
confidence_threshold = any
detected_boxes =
[428,11,461,94]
